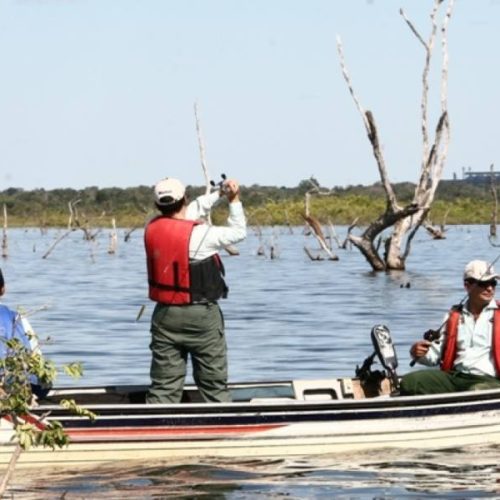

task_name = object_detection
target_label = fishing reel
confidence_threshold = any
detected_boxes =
[423,329,441,342]
[210,173,228,193]
[356,325,400,393]
[409,328,442,366]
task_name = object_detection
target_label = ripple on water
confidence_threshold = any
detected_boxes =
[11,444,500,498]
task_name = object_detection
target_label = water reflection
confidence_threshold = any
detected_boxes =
[12,444,500,498]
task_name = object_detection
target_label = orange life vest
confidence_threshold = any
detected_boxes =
[144,216,227,305]
[440,302,500,375]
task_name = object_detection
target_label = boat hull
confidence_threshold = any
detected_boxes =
[3,382,500,468]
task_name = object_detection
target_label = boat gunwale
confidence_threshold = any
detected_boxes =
[28,386,500,425]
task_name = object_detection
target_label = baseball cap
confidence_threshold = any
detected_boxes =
[154,178,186,206]
[463,260,500,281]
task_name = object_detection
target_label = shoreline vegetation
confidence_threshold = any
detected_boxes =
[0,179,495,228]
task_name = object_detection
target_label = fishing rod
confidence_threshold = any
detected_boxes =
[409,253,500,367]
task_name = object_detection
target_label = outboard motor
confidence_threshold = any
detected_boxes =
[356,324,400,394]
[371,325,399,391]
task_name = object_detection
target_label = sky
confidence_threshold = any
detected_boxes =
[0,0,498,191]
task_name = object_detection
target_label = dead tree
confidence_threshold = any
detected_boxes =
[337,0,453,271]
[284,209,294,234]
[304,246,324,261]
[303,177,335,217]
[108,218,118,254]
[254,225,266,256]
[68,199,101,241]
[303,177,339,260]
[247,207,279,258]
[2,204,7,259]
[490,163,497,238]
[341,217,359,249]
[269,228,279,259]
[125,202,149,242]
[43,200,101,259]
[424,219,446,239]
[326,219,342,249]
[42,230,72,259]
[423,211,448,240]
[124,227,138,242]
[424,204,449,239]
[303,214,339,261]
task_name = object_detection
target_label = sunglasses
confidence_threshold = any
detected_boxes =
[467,279,497,288]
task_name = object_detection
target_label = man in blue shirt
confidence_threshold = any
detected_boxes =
[0,268,49,399]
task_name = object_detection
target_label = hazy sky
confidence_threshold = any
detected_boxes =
[0,0,498,190]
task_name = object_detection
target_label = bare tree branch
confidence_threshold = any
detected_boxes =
[399,8,428,49]
[341,217,359,249]
[304,246,324,261]
[2,204,7,259]
[303,214,339,260]
[124,227,138,242]
[400,1,440,168]
[108,218,118,254]
[336,37,399,214]
[491,163,498,238]
[42,230,73,259]
[365,111,399,212]
[336,35,369,130]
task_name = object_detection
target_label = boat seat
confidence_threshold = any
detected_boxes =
[293,379,354,401]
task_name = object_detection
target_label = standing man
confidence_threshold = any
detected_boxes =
[144,177,246,404]
[401,259,500,395]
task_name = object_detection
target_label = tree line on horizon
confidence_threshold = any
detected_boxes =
[0,178,495,228]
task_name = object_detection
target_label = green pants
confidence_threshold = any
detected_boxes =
[400,369,500,396]
[146,302,231,404]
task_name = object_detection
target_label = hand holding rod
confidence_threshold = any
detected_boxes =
[409,329,441,367]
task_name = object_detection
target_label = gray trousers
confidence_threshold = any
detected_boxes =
[146,302,231,404]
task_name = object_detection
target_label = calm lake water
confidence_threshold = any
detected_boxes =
[4,224,500,498]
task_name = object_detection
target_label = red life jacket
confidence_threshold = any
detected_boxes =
[440,302,500,375]
[144,216,227,305]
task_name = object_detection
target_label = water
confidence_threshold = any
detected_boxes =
[12,445,500,498]
[2,224,500,497]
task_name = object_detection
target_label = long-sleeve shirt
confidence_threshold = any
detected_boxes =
[417,299,499,377]
[185,191,247,261]
[0,305,41,384]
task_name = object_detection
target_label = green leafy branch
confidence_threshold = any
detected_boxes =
[0,331,93,452]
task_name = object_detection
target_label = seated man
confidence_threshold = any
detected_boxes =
[401,260,500,395]
[0,268,50,399]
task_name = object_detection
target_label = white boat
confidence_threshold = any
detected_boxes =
[2,325,500,469]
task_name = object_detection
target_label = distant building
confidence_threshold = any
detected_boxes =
[461,166,499,184]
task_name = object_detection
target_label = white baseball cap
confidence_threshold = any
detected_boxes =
[154,178,186,206]
[463,260,499,281]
